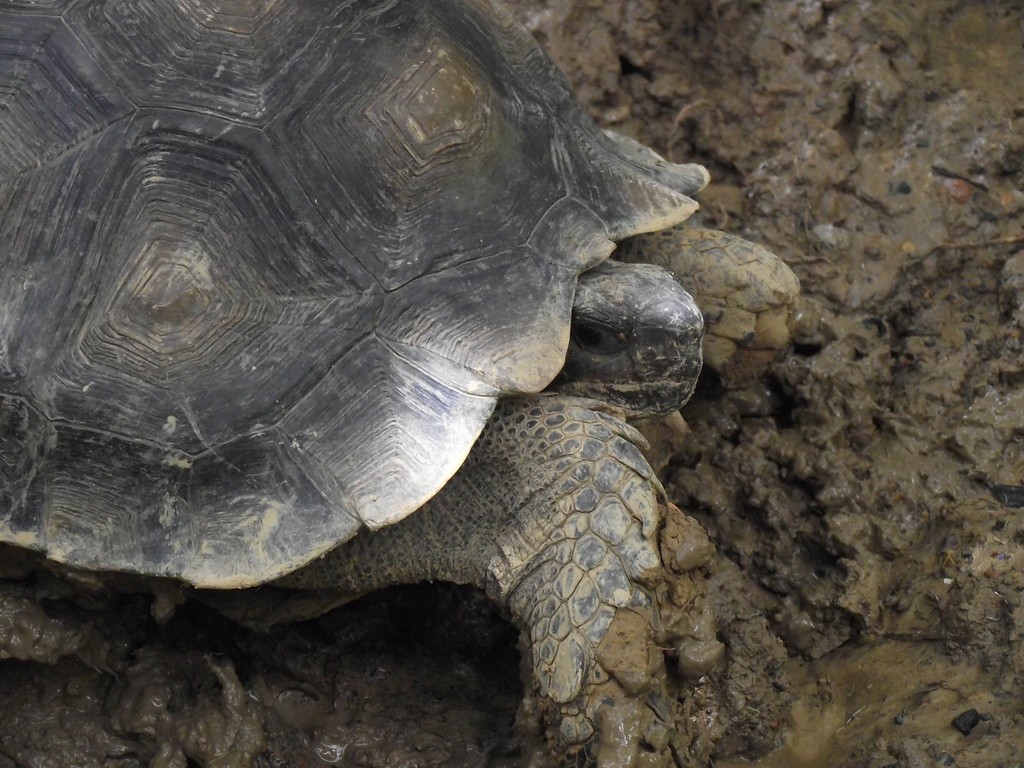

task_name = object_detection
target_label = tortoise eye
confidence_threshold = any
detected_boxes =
[571,319,628,355]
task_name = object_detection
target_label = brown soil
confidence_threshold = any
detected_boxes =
[2,1,1023,766]
[506,0,1024,764]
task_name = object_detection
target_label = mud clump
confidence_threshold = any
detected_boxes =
[0,561,522,767]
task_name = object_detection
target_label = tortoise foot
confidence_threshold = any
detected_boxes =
[486,398,676,763]
[619,226,800,385]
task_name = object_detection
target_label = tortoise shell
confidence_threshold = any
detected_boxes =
[0,0,706,587]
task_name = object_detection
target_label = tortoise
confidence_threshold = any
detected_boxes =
[0,0,797,761]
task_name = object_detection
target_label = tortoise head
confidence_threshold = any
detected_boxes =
[553,259,704,417]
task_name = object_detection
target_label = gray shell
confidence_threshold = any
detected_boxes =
[0,0,707,587]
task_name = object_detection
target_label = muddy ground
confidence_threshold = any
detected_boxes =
[2,1,1023,766]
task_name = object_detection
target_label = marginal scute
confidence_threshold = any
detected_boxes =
[379,247,576,394]
[559,124,708,242]
[3,1,75,12]
[24,423,358,588]
[527,197,614,270]
[601,129,711,200]
[0,397,48,543]
[278,336,495,532]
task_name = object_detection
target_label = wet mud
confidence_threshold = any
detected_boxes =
[507,0,1024,764]
[2,1,1024,766]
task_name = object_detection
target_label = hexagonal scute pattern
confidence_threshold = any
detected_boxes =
[0,0,703,585]
[0,13,132,177]
[270,5,568,291]
[64,0,363,123]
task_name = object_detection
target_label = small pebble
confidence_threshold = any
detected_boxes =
[675,637,725,680]
[943,177,973,204]
[671,533,715,573]
[951,708,981,735]
[990,483,1024,508]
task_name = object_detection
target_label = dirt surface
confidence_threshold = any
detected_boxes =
[507,0,1024,764]
[2,1,1024,766]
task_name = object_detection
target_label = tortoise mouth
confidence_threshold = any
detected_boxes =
[552,376,702,418]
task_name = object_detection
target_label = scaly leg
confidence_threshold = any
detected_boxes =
[283,395,674,758]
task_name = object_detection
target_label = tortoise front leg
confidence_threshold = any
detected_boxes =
[481,397,670,751]
[617,227,799,385]
[282,395,680,763]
